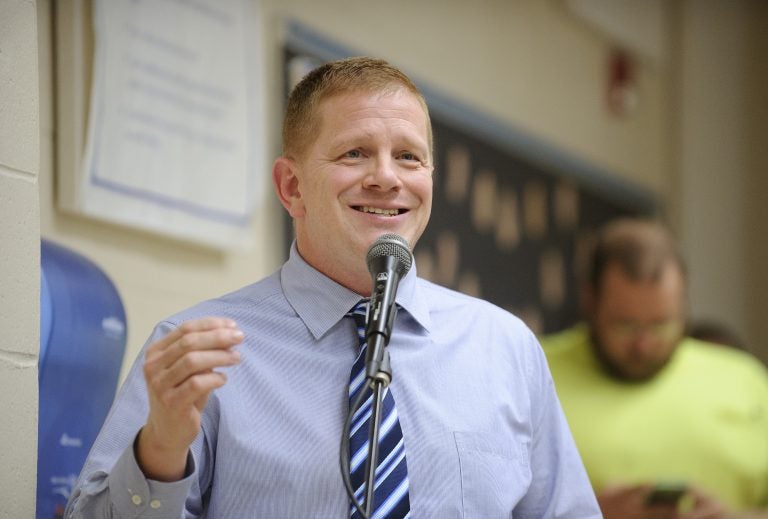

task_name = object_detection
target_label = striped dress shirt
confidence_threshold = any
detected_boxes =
[66,243,600,518]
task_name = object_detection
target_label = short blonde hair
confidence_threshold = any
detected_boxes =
[282,56,433,160]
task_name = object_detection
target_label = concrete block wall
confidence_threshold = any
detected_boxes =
[0,0,40,516]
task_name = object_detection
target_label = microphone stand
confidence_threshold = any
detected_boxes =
[362,348,392,518]
[344,235,410,518]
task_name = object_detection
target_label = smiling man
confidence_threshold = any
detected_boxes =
[66,57,599,518]
[272,83,433,296]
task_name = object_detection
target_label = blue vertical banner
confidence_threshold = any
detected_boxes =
[37,240,127,518]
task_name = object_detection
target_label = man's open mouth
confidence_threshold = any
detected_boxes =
[354,206,404,217]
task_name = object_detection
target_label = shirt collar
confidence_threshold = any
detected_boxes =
[281,241,431,340]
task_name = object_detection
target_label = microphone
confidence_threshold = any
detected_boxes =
[364,234,413,384]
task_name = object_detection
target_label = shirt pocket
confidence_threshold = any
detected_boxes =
[454,431,531,519]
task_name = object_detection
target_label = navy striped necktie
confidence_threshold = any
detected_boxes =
[346,300,411,519]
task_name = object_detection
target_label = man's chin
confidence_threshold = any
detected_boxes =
[590,337,670,382]
[612,362,665,383]
[604,350,678,382]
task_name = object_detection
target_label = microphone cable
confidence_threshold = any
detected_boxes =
[340,381,371,518]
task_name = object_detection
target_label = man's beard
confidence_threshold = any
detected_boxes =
[588,328,675,383]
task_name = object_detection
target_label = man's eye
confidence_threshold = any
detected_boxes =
[399,152,418,161]
[344,150,362,159]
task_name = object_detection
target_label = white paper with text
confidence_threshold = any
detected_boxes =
[81,0,264,249]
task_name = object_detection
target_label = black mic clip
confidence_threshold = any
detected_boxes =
[365,287,396,386]
[365,262,401,385]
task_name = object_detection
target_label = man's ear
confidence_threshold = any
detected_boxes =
[272,157,305,218]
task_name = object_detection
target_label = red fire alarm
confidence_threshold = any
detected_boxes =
[606,49,638,116]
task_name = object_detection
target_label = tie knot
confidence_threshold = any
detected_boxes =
[347,299,369,330]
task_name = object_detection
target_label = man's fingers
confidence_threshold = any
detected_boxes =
[154,370,229,412]
[143,319,243,405]
[194,393,211,412]
[151,349,239,393]
[146,317,240,357]
[170,326,243,357]
[146,325,244,371]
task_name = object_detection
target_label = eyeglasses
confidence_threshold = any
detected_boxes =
[605,319,684,342]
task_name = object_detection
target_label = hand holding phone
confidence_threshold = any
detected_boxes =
[645,482,687,507]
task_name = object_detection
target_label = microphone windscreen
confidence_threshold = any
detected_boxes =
[366,234,412,277]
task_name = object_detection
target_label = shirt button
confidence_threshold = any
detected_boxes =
[131,494,142,506]
[150,499,162,509]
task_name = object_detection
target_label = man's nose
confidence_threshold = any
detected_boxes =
[631,327,661,355]
[363,155,403,191]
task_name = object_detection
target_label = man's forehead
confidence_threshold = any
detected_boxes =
[315,90,430,140]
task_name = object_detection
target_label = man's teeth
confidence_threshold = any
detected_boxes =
[358,206,400,216]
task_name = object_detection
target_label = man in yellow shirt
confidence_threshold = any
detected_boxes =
[542,218,768,518]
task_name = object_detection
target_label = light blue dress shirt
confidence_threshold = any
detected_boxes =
[66,245,600,518]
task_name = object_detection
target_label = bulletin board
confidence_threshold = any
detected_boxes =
[53,0,265,250]
[281,21,656,334]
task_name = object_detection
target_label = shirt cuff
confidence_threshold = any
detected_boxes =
[108,439,196,517]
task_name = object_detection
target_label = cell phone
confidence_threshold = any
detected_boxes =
[645,483,687,506]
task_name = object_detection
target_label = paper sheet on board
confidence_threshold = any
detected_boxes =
[81,0,264,249]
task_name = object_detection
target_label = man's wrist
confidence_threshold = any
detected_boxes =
[135,426,190,482]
